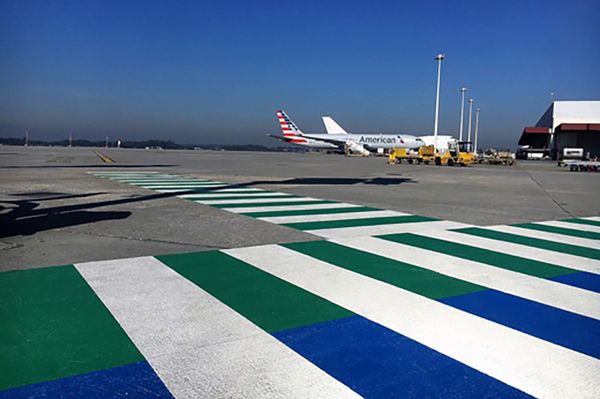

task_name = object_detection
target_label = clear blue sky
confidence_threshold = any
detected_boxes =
[1,0,599,148]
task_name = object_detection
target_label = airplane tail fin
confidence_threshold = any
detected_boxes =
[276,110,303,137]
[322,116,348,134]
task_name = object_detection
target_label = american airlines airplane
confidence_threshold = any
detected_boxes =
[269,110,423,155]
[322,115,455,152]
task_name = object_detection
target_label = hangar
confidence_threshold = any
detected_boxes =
[518,100,600,160]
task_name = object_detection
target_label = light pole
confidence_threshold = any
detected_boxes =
[474,108,480,154]
[459,87,466,141]
[467,99,474,151]
[433,53,445,139]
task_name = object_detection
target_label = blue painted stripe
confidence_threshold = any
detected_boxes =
[0,361,172,398]
[274,315,529,398]
[440,290,600,359]
[549,271,600,293]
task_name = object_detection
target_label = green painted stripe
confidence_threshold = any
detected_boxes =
[380,233,576,279]
[192,194,299,201]
[282,215,438,231]
[0,266,143,391]
[242,206,380,218]
[454,227,600,260]
[283,241,485,299]
[562,218,600,228]
[156,251,353,333]
[512,223,600,240]
[212,200,336,208]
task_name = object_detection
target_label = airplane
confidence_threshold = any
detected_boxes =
[321,115,455,151]
[269,110,424,155]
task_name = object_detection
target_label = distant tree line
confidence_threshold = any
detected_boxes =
[0,137,306,152]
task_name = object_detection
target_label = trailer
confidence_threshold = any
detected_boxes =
[560,160,600,172]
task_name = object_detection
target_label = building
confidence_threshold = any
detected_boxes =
[518,101,600,160]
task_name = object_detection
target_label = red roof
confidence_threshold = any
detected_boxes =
[522,127,550,134]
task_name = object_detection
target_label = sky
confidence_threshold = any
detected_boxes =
[1,0,599,148]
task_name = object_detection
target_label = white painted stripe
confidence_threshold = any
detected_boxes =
[125,180,213,184]
[333,236,600,320]
[193,197,321,205]
[583,216,600,222]
[178,189,266,197]
[423,229,600,275]
[260,210,409,224]
[488,225,600,249]
[225,245,600,399]
[91,172,159,176]
[225,202,362,213]
[139,184,225,188]
[537,220,600,233]
[75,257,360,399]
[154,186,228,192]
[307,221,470,238]
[180,192,291,199]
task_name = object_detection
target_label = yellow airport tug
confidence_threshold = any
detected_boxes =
[388,141,474,166]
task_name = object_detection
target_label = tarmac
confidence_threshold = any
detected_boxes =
[1,145,598,271]
[1,145,599,398]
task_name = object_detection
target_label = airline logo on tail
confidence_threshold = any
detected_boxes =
[276,110,307,143]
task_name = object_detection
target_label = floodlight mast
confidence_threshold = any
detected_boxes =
[474,108,480,154]
[459,87,467,141]
[433,53,445,139]
[467,98,474,150]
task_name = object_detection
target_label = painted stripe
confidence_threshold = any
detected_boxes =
[194,196,321,205]
[260,210,408,224]
[127,181,215,185]
[177,188,265,197]
[540,220,600,233]
[419,229,600,276]
[213,200,335,209]
[180,193,286,200]
[283,240,484,300]
[563,218,600,228]
[455,227,600,260]
[440,290,600,359]
[513,222,600,240]
[489,225,600,249]
[0,362,173,399]
[551,272,600,293]
[226,202,361,213]
[283,215,437,231]
[139,184,226,189]
[225,244,600,399]
[583,216,600,222]
[191,194,296,202]
[156,251,353,333]
[91,172,159,176]
[274,316,529,398]
[0,266,142,391]
[243,206,379,218]
[75,257,360,398]
[383,233,575,278]
[332,236,600,320]
[155,186,228,193]
[307,220,470,239]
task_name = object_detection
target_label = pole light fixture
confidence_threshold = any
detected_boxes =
[433,53,445,139]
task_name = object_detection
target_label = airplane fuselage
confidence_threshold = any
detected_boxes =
[303,133,423,150]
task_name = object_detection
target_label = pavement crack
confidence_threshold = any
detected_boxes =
[525,170,573,218]
[0,240,23,251]
[77,231,226,249]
